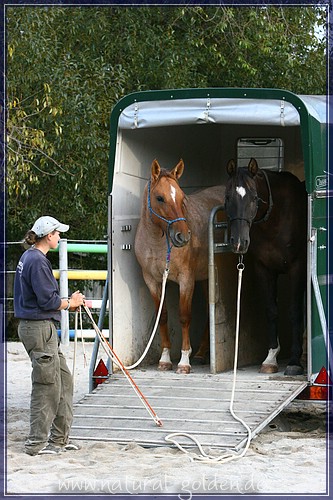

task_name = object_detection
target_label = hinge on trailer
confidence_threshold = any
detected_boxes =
[204,97,211,122]
[280,100,285,127]
[134,102,139,128]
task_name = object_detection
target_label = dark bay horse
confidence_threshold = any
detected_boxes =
[225,158,307,375]
[134,159,225,374]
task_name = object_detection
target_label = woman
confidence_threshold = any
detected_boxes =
[14,216,85,456]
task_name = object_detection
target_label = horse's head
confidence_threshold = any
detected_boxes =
[147,159,191,248]
[225,158,260,254]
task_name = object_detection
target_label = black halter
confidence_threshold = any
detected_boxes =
[253,169,274,224]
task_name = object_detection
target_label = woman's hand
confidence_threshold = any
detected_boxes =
[69,290,85,310]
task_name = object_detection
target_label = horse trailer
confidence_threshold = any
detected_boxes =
[107,88,328,384]
[71,88,329,449]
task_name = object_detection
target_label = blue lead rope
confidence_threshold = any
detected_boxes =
[165,233,172,269]
[147,180,186,268]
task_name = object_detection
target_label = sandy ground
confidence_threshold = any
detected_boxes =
[5,341,330,497]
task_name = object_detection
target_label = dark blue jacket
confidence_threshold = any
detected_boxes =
[14,248,61,321]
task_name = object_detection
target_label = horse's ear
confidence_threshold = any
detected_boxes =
[226,159,236,176]
[248,158,258,177]
[151,159,161,182]
[170,159,184,180]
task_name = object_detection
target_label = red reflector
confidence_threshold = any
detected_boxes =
[297,385,329,401]
[314,366,332,385]
[93,359,108,388]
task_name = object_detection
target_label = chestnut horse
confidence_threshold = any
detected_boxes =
[134,159,225,374]
[224,158,307,375]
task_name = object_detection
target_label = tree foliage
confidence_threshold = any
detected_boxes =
[6,5,327,242]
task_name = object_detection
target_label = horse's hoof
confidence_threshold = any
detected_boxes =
[284,365,304,376]
[158,362,172,371]
[176,365,191,374]
[191,355,207,366]
[260,363,278,374]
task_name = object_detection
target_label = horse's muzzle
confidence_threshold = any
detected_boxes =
[170,229,191,248]
[229,220,250,254]
[230,237,249,254]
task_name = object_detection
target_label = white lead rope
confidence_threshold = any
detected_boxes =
[73,307,87,382]
[73,310,78,379]
[165,258,252,463]
[124,268,169,370]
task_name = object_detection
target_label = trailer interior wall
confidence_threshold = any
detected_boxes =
[112,121,305,370]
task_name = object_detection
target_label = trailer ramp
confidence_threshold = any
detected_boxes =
[70,367,307,452]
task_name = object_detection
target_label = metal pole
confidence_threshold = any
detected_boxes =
[306,194,312,380]
[107,194,114,372]
[208,207,219,374]
[52,243,107,254]
[89,278,109,392]
[59,238,69,345]
[88,194,114,392]
[208,205,230,374]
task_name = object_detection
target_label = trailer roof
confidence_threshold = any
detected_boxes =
[109,88,327,193]
[115,89,326,130]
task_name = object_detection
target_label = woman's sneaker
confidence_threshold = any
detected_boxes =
[63,441,81,451]
[38,443,62,455]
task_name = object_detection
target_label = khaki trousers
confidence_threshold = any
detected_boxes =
[18,320,73,455]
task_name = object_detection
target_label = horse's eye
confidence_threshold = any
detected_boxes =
[156,196,164,203]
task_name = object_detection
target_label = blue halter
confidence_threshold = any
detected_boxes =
[147,180,187,265]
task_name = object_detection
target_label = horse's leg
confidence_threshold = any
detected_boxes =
[192,324,209,365]
[285,264,306,376]
[143,274,172,371]
[192,280,209,365]
[177,278,195,374]
[155,297,173,371]
[257,267,280,374]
